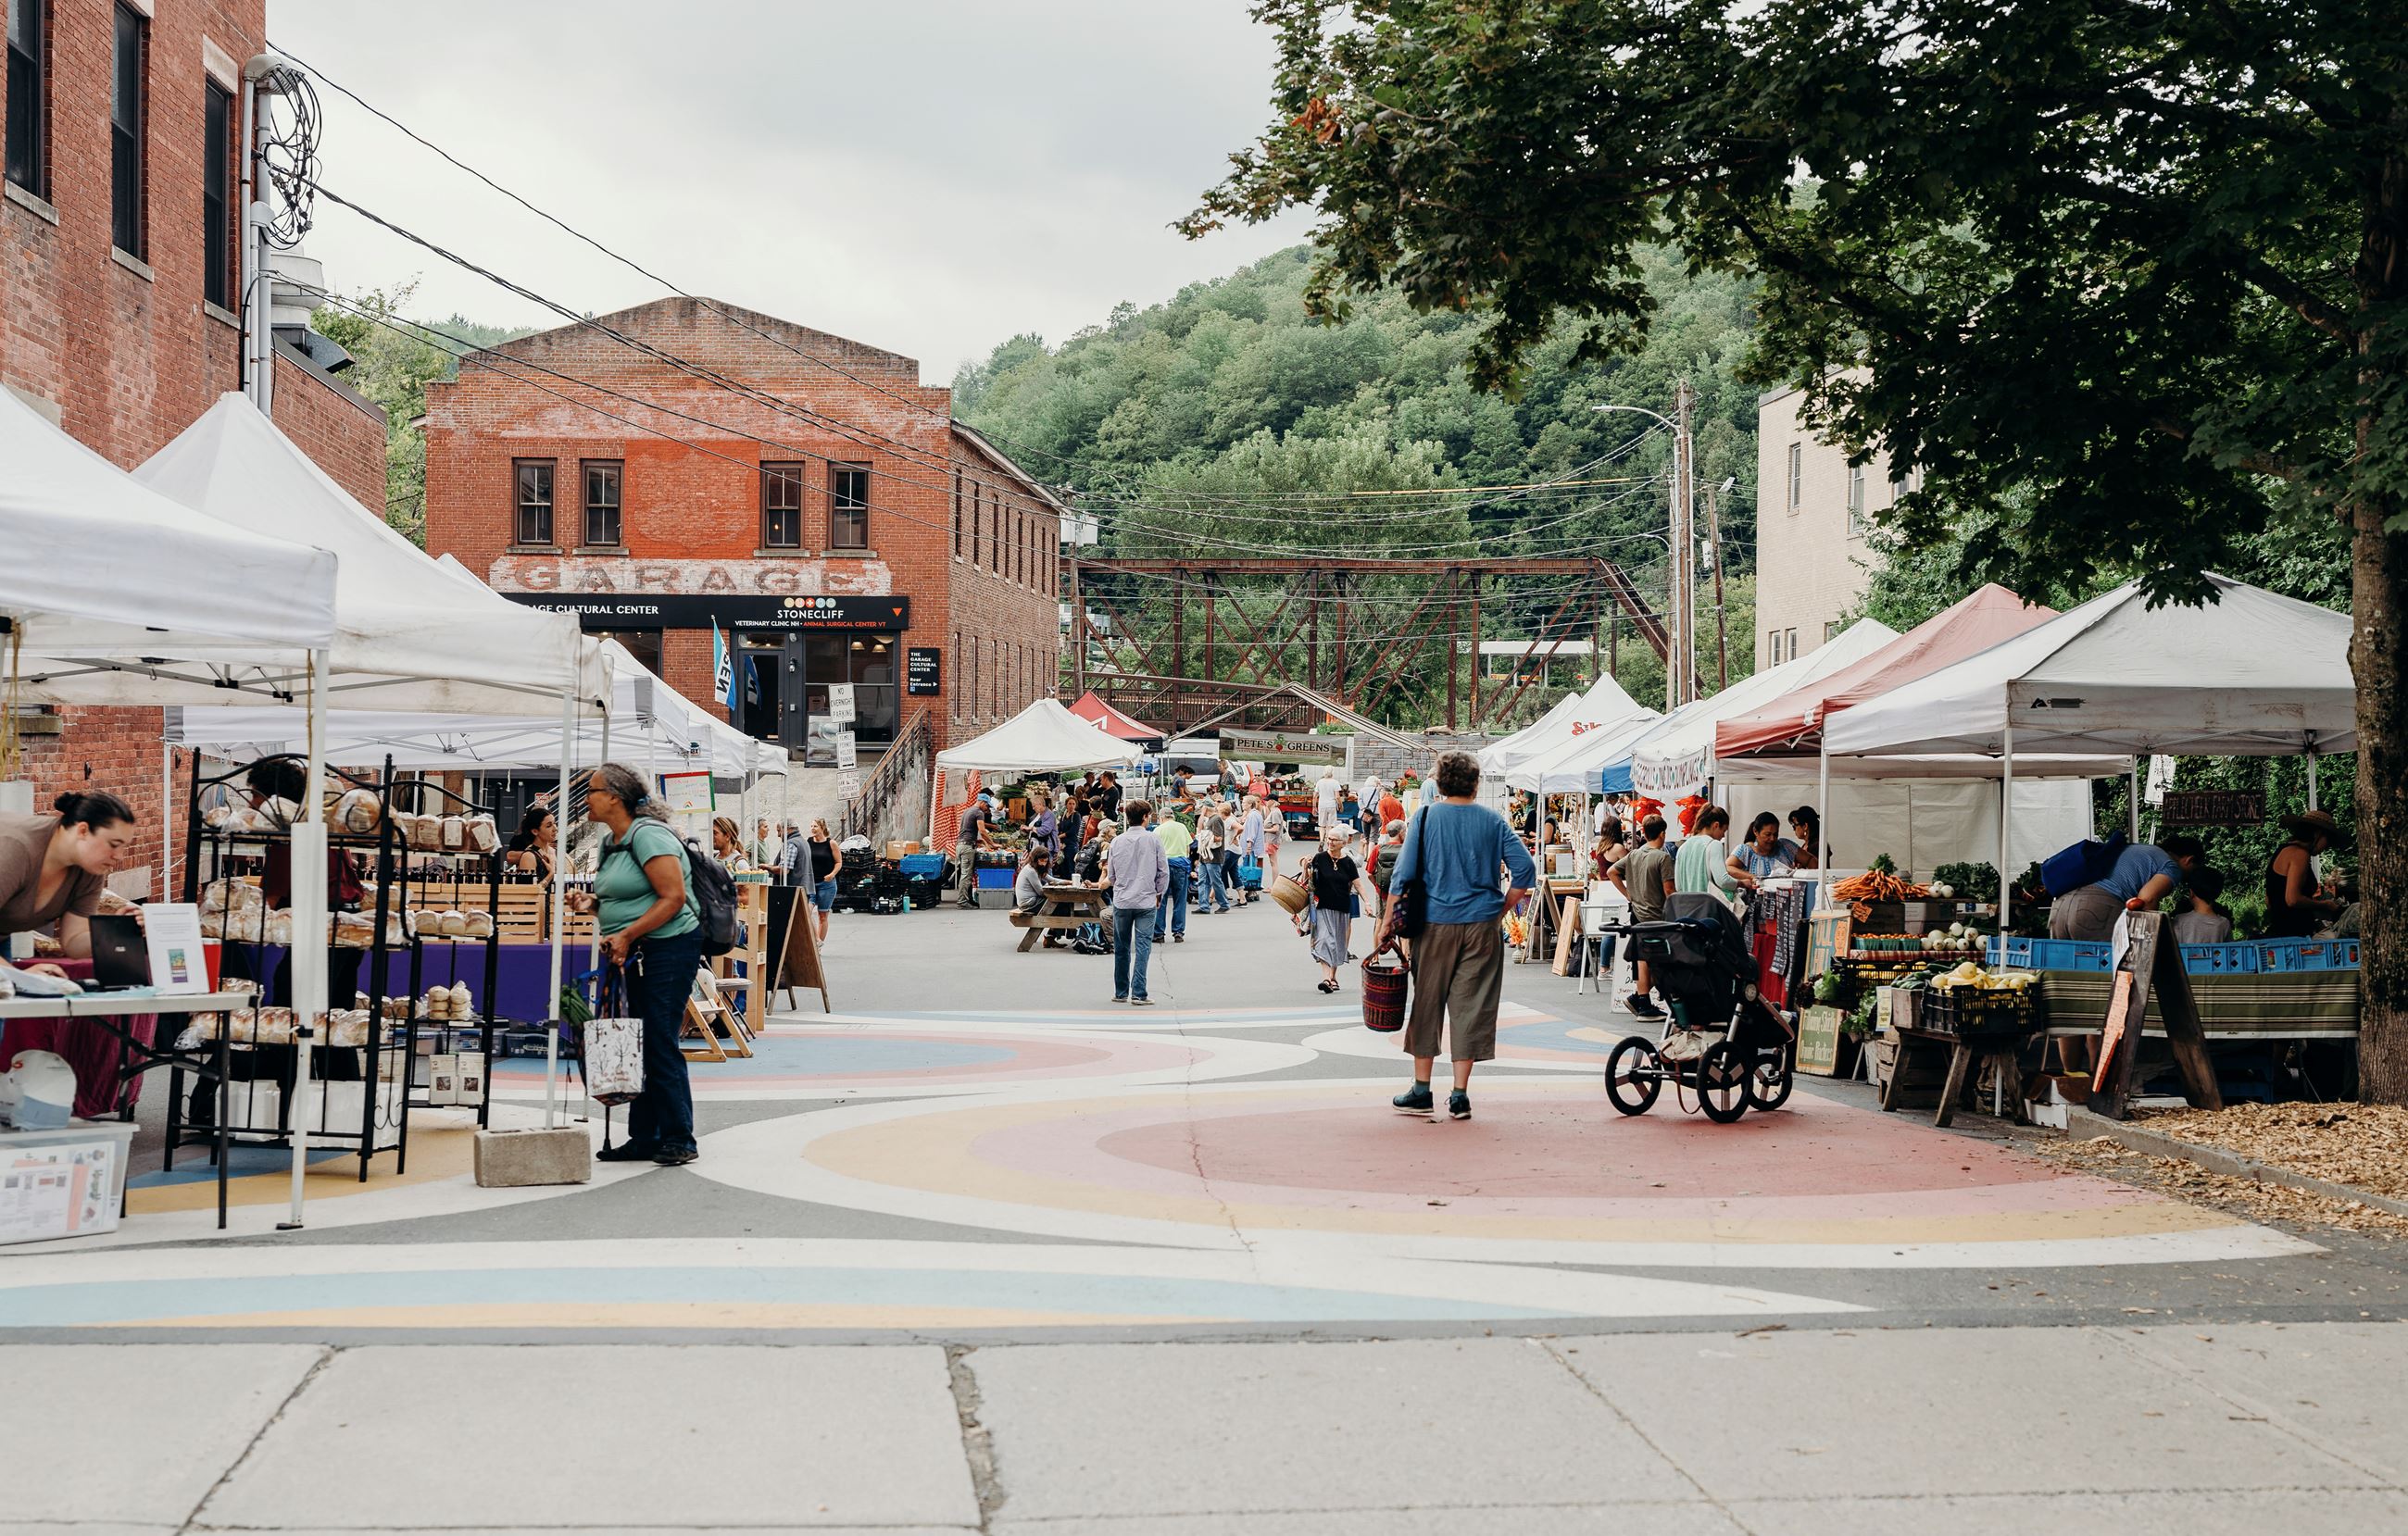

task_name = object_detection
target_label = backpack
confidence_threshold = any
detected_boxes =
[2039,830,2128,898]
[608,827,741,957]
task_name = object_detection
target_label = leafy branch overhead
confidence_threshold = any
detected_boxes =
[1186,0,2408,604]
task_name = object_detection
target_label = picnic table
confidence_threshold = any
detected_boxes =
[1011,882,1108,952]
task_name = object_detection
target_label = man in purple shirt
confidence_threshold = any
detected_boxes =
[1108,799,1171,1005]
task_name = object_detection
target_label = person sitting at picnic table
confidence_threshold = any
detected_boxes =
[1013,845,1048,917]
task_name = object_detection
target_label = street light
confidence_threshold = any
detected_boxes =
[1592,399,1696,705]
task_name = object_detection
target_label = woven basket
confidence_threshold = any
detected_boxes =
[1361,949,1409,1032]
[1270,873,1310,916]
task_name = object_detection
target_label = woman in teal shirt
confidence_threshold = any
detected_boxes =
[565,762,702,1166]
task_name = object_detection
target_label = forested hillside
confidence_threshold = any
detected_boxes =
[957,244,1763,720]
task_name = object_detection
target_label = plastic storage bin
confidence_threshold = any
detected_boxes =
[2182,943,2261,976]
[0,1119,136,1245]
[2259,938,2361,972]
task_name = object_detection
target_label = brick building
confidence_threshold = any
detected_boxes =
[422,297,1062,760]
[4,0,386,889]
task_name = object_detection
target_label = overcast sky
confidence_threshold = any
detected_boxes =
[273,2,1312,382]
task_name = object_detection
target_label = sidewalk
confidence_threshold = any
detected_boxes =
[11,1322,2402,1533]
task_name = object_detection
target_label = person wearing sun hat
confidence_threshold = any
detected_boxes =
[2265,807,2352,938]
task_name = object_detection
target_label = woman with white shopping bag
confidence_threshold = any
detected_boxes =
[566,763,704,1167]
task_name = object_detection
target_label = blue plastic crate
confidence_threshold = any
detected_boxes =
[2181,943,2260,976]
[2257,937,2360,972]
[897,853,948,878]
[1992,937,2112,971]
[974,866,1016,891]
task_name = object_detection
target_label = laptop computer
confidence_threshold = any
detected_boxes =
[87,912,151,990]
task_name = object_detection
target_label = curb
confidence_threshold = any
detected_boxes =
[2063,1105,2408,1219]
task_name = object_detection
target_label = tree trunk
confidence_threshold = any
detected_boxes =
[2351,499,2405,1104]
[2354,139,2407,1105]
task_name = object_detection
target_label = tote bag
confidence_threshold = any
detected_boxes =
[582,968,646,1106]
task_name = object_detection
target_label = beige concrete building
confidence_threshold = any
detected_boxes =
[1754,382,1914,668]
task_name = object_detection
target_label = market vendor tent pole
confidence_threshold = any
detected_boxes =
[546,684,575,1129]
[1999,720,2015,933]
[283,647,330,1230]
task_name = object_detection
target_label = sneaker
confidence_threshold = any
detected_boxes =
[1449,1090,1472,1120]
[1112,994,1129,1004]
[596,1141,660,1163]
[652,1145,699,1167]
[1130,996,1154,1007]
[1174,933,1186,943]
[1625,993,1665,1019]
[1393,1082,1435,1114]
[1152,934,1166,944]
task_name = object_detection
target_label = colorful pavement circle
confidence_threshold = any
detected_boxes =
[696,1076,2315,1270]
[491,1021,1313,1101]
[1304,999,1626,1070]
[0,1239,1857,1330]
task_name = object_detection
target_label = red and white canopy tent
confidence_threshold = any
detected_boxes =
[1710,585,2123,877]
[1067,691,1167,750]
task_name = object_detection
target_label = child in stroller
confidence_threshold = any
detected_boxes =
[1603,892,1796,1123]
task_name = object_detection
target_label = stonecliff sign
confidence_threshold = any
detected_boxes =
[503,593,910,632]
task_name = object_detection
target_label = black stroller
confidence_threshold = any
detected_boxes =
[1603,892,1796,1123]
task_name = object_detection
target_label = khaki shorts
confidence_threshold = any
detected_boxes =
[2050,883,2122,941]
[1403,918,1506,1063]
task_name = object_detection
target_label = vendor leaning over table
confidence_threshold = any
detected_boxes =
[2050,834,2204,943]
[0,790,139,975]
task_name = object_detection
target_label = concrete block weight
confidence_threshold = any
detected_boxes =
[473,1126,592,1186]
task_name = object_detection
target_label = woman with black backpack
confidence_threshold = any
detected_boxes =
[566,762,703,1168]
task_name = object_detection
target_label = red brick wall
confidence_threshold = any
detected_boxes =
[945,435,1062,742]
[424,296,1060,750]
[271,348,387,514]
[4,4,388,896]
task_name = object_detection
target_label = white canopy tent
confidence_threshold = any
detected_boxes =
[133,396,616,1215]
[162,641,785,784]
[1477,673,1647,780]
[1626,618,1901,799]
[1824,575,2356,924]
[936,698,1142,775]
[1504,707,1665,794]
[1,385,338,701]
[132,395,608,715]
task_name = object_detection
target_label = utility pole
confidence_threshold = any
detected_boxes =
[1672,380,1697,706]
[1704,475,1729,693]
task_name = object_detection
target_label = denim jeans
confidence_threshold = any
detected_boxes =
[1223,849,1243,901]
[1112,905,1157,1000]
[1154,858,1191,940]
[622,926,704,1154]
[1198,853,1228,911]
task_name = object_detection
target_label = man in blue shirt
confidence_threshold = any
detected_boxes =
[2051,835,2205,943]
[1375,752,1536,1120]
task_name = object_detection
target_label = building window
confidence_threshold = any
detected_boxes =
[1786,442,1802,513]
[6,0,49,198]
[1847,461,1864,516]
[830,464,869,549]
[970,481,983,566]
[582,460,622,547]
[761,462,804,549]
[952,468,963,557]
[110,4,146,258]
[1826,619,1844,643]
[513,460,555,546]
[1787,627,1799,661]
[202,79,232,308]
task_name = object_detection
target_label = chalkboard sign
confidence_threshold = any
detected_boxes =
[907,647,942,696]
[2161,790,2264,827]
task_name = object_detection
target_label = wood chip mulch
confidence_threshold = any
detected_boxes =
[2035,1129,2408,1240]
[2132,1102,2408,1201]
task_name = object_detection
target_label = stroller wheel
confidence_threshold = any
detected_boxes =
[1697,1042,1750,1123]
[1747,1048,1794,1111]
[1604,1036,1662,1116]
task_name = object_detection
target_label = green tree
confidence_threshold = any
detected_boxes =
[958,243,1756,718]
[312,285,525,543]
[1187,0,2408,1102]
